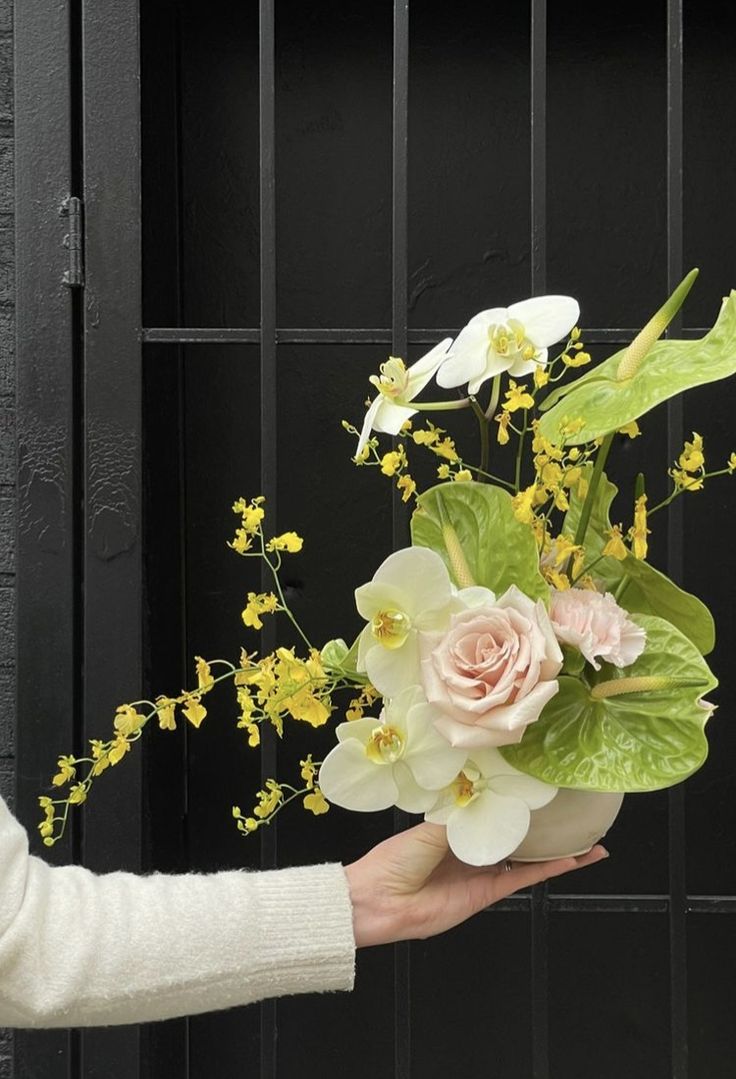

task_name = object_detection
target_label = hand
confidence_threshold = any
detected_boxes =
[344,822,608,948]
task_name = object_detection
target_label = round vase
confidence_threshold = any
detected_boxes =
[511,788,624,862]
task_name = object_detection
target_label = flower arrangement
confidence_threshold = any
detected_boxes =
[40,269,736,867]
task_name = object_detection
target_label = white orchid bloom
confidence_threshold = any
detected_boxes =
[356,547,455,697]
[318,686,467,814]
[437,296,580,394]
[356,338,452,457]
[426,747,557,866]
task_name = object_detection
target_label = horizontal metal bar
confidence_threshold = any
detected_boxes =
[486,893,736,914]
[142,326,710,346]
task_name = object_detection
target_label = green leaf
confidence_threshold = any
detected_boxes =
[411,481,548,602]
[538,289,736,445]
[563,469,715,654]
[500,614,717,792]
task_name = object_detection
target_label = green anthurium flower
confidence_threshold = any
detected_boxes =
[500,613,717,792]
[538,270,736,446]
[410,481,549,602]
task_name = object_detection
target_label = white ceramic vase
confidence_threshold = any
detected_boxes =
[511,788,624,862]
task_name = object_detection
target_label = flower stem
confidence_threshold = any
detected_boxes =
[514,412,529,493]
[573,432,614,549]
[469,397,490,476]
[484,374,502,420]
[411,398,471,412]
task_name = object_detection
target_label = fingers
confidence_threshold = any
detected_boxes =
[386,821,451,890]
[505,845,609,893]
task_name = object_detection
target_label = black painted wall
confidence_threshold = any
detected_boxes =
[0,0,13,1073]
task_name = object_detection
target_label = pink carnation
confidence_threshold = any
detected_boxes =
[549,589,646,670]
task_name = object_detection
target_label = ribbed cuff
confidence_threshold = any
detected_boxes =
[250,863,356,999]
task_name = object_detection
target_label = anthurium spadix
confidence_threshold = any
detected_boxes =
[355,338,453,457]
[356,546,455,697]
[318,686,467,814]
[425,747,558,866]
[437,295,580,394]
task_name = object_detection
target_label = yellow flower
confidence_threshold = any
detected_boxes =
[229,528,253,554]
[432,438,459,462]
[242,591,279,630]
[272,648,331,728]
[241,721,260,748]
[618,421,641,439]
[553,487,570,511]
[156,696,177,731]
[254,779,283,819]
[396,474,417,502]
[540,461,563,489]
[233,496,266,533]
[548,534,581,567]
[266,531,304,553]
[300,754,317,789]
[195,656,215,692]
[562,350,591,368]
[512,484,537,525]
[68,783,87,806]
[380,450,404,476]
[437,463,451,480]
[603,524,628,560]
[114,704,146,738]
[412,425,441,446]
[454,469,472,483]
[631,494,649,560]
[182,695,207,729]
[89,739,111,776]
[533,366,550,389]
[108,735,131,766]
[563,466,582,488]
[51,755,76,787]
[304,788,330,816]
[671,468,704,492]
[570,327,582,342]
[729,452,736,472]
[502,381,535,413]
[678,432,704,473]
[543,567,570,590]
[558,416,586,438]
[495,411,511,445]
[400,419,413,432]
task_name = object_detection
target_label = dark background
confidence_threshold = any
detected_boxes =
[8,0,736,1077]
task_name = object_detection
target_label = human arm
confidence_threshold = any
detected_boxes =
[345,821,608,948]
[0,795,354,1028]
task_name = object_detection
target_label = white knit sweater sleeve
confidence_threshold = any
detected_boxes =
[0,796,355,1028]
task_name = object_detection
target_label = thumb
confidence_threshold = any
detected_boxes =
[388,822,450,891]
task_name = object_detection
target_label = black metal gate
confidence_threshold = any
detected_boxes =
[14,1,736,1077]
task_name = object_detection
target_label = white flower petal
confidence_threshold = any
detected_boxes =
[424,792,455,825]
[436,319,492,389]
[318,739,398,812]
[489,773,558,811]
[467,353,513,395]
[507,295,580,349]
[371,398,418,435]
[404,702,467,789]
[365,632,422,698]
[406,338,453,396]
[452,586,497,611]
[393,762,438,814]
[335,718,381,746]
[507,347,548,379]
[356,395,383,458]
[446,790,531,866]
[354,579,407,622]
[370,547,454,617]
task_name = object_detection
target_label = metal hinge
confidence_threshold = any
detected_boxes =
[60,196,84,288]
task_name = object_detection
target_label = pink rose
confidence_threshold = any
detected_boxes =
[419,585,563,750]
[549,588,646,670]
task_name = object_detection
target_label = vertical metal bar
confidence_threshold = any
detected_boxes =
[666,1,687,1075]
[14,2,76,1076]
[259,2,278,1077]
[530,2,550,1077]
[530,0,547,297]
[392,4,411,1079]
[79,1,142,1076]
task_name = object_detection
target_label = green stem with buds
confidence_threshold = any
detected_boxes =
[573,432,614,549]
